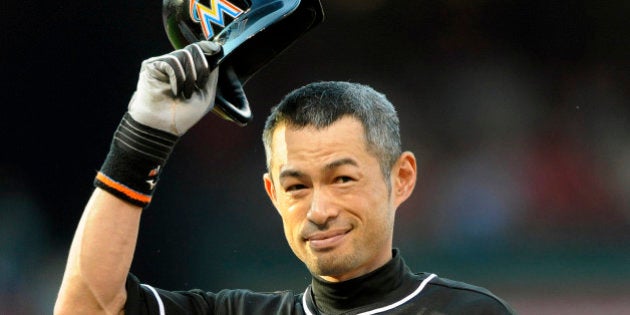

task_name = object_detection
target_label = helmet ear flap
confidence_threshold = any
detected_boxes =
[163,0,325,126]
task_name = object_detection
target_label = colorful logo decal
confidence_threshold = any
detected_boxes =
[189,0,245,39]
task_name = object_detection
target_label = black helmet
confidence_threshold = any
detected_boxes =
[162,0,325,126]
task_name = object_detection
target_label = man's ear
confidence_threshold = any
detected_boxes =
[391,151,417,208]
[263,173,278,207]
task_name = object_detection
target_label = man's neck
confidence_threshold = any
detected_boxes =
[309,249,418,314]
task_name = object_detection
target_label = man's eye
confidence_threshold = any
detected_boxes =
[335,176,353,184]
[286,184,307,192]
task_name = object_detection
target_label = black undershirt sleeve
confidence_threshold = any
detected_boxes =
[124,273,304,315]
[125,273,214,314]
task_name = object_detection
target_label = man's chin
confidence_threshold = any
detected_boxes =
[306,251,357,280]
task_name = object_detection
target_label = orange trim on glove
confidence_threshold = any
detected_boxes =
[96,172,152,204]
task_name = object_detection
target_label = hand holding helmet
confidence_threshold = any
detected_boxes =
[128,40,221,136]
[162,0,325,126]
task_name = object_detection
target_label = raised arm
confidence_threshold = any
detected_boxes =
[54,41,223,315]
[55,189,142,314]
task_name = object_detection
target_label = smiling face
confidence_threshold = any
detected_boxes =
[263,116,417,282]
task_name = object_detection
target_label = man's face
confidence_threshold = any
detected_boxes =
[263,116,416,282]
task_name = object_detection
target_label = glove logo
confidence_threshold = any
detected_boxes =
[189,0,245,40]
[146,165,161,190]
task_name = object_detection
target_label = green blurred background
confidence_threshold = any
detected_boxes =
[2,1,629,314]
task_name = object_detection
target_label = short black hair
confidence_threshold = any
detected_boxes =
[262,81,402,181]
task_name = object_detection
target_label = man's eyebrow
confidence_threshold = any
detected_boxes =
[278,158,358,180]
[278,169,306,181]
[324,158,358,172]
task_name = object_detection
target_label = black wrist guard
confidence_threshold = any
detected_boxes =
[94,113,179,207]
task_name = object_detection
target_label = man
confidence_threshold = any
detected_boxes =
[55,41,516,314]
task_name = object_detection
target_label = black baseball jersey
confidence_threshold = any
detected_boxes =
[125,249,516,314]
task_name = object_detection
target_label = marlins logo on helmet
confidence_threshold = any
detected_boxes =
[189,0,245,39]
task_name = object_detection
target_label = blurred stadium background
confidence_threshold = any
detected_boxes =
[1,1,629,314]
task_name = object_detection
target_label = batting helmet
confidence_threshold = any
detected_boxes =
[162,0,325,126]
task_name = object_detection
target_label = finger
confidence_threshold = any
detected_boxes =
[185,43,209,87]
[196,40,222,56]
[151,55,185,96]
[196,41,223,71]
[170,49,196,98]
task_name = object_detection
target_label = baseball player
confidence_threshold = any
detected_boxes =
[54,41,516,314]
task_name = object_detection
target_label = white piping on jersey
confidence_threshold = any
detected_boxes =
[302,273,437,315]
[141,283,166,315]
[303,291,315,315]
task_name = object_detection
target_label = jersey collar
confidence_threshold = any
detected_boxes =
[302,249,436,314]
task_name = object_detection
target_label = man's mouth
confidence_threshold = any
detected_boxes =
[304,229,350,251]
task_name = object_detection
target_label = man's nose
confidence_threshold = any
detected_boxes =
[307,188,339,226]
